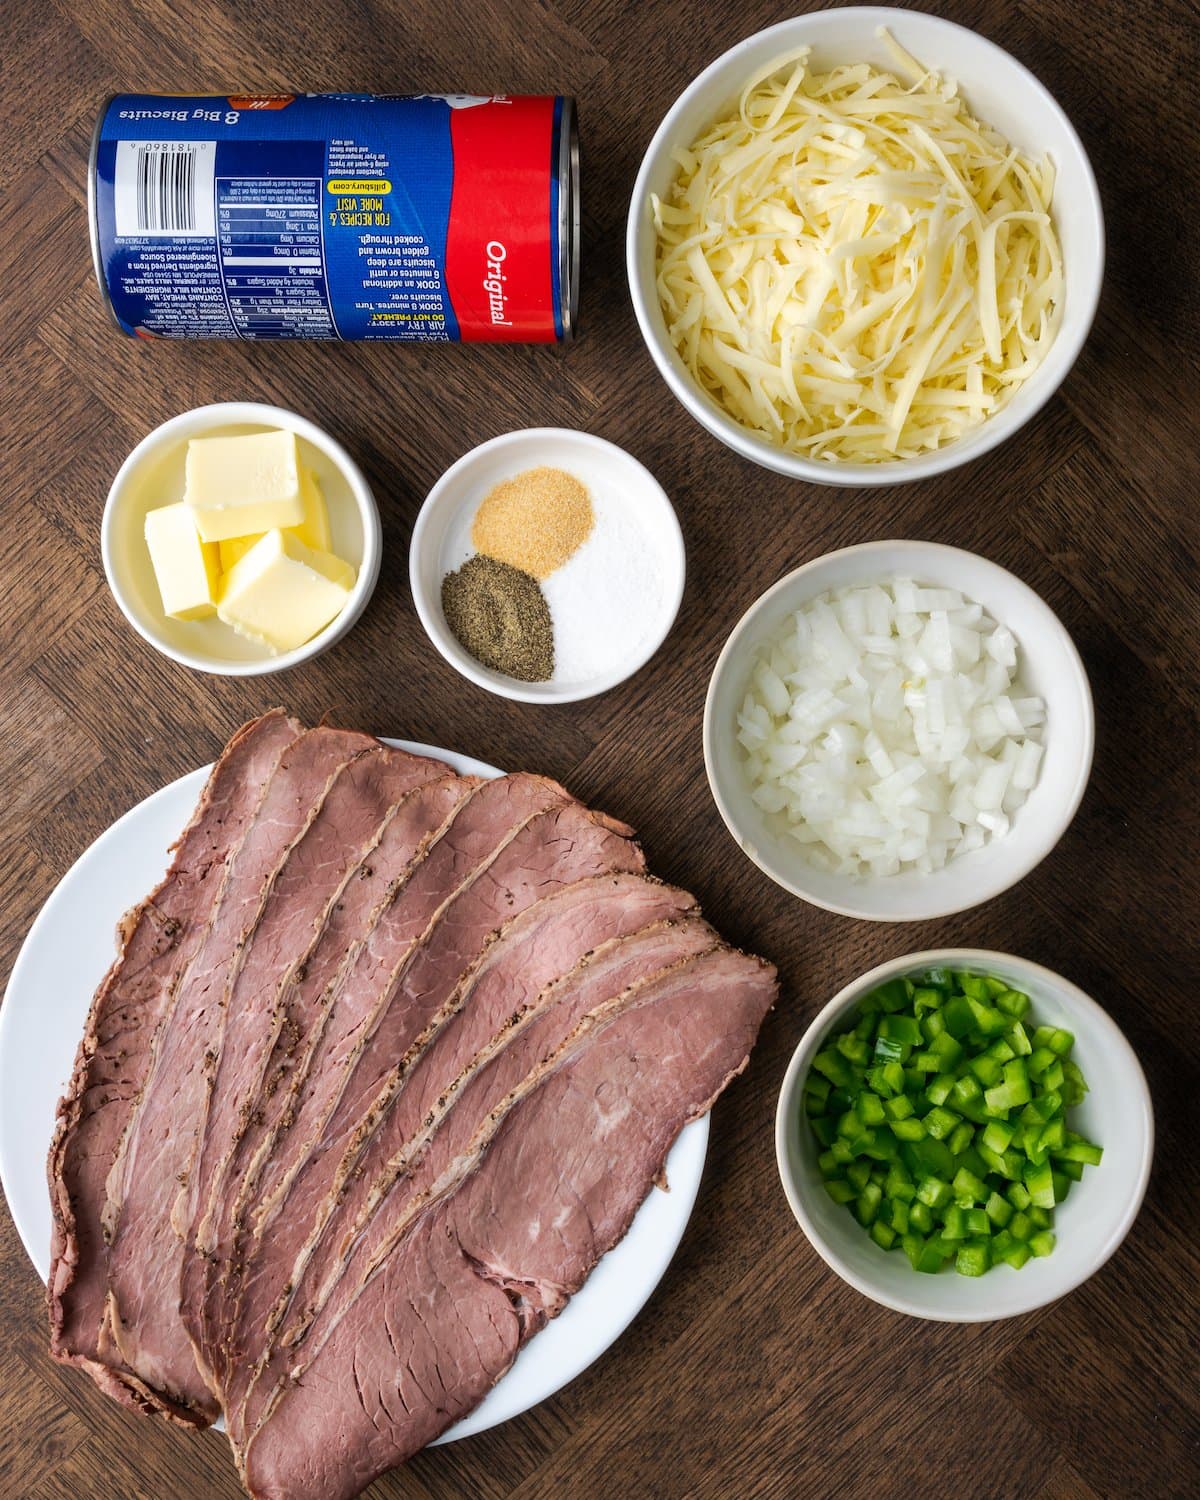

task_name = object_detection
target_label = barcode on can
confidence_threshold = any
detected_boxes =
[113,140,216,237]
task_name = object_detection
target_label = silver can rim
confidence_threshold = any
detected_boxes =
[558,97,580,341]
[88,95,125,334]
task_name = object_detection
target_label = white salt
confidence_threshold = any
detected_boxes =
[542,490,664,684]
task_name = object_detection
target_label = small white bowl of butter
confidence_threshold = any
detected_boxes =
[102,402,381,676]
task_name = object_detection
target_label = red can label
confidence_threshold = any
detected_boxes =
[446,97,559,341]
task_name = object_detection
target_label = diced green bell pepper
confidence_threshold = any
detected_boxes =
[1024,1159,1055,1209]
[859,1092,886,1127]
[966,1207,991,1237]
[916,1176,953,1209]
[995,989,1031,1019]
[1054,1135,1103,1166]
[956,1240,991,1277]
[813,1048,855,1087]
[985,1191,1013,1227]
[923,1105,961,1140]
[941,1204,968,1240]
[836,1031,870,1065]
[952,1166,988,1204]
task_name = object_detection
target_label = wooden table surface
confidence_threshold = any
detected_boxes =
[2,1,1197,1496]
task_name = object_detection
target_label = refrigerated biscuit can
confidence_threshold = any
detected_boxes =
[88,93,579,342]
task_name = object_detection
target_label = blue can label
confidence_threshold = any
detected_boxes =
[92,94,569,342]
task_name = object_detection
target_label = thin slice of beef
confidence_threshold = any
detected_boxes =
[46,708,302,1424]
[209,773,570,1415]
[235,908,716,1445]
[221,788,642,1445]
[178,742,450,1396]
[101,726,377,1417]
[47,709,782,1500]
[193,771,483,1401]
[228,876,700,1392]
[239,944,777,1499]
[237,775,572,1241]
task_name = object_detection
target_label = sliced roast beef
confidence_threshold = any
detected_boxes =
[178,743,450,1394]
[235,774,570,1241]
[101,726,377,1417]
[234,907,716,1445]
[46,708,302,1423]
[221,792,643,1444]
[47,712,781,1500]
[239,944,777,1499]
[194,771,481,1400]
[205,772,566,1407]
[225,877,698,1409]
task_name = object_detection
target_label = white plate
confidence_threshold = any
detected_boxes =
[0,739,707,1444]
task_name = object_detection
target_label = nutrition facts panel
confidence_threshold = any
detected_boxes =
[215,176,336,338]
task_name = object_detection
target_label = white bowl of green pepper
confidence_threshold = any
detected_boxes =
[776,950,1153,1321]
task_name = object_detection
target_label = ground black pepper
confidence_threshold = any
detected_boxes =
[441,555,554,682]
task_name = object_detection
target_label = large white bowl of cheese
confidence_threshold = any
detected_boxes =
[102,402,381,676]
[627,7,1104,486]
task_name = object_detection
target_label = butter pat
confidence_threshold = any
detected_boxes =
[185,429,306,542]
[218,532,263,572]
[292,467,332,552]
[216,467,330,570]
[144,503,221,620]
[217,530,356,653]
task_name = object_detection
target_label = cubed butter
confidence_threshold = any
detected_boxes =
[184,429,306,542]
[292,467,332,552]
[144,502,221,620]
[216,466,329,571]
[217,530,356,653]
[218,532,264,572]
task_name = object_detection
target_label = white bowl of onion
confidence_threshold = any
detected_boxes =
[703,541,1094,920]
[627,7,1104,485]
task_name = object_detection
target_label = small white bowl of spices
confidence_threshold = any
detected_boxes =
[410,428,685,703]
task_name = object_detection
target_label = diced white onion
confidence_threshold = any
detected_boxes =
[736,577,1046,878]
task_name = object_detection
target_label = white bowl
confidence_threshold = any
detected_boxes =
[409,428,685,704]
[776,950,1154,1321]
[102,402,381,676]
[703,540,1093,921]
[627,7,1104,486]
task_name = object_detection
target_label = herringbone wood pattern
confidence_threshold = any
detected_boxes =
[1,2,1197,1497]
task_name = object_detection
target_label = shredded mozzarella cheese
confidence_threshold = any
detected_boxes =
[651,31,1063,463]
